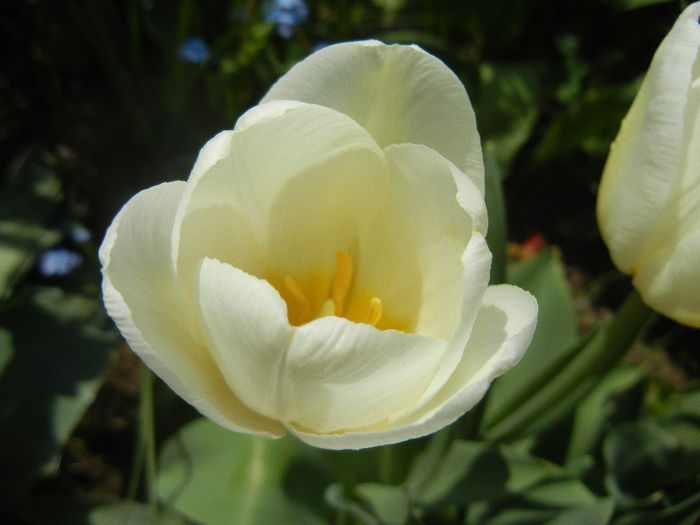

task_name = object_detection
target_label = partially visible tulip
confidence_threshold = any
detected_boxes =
[100,41,537,449]
[597,3,700,328]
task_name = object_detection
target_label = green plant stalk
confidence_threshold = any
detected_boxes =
[484,289,653,442]
[127,364,157,507]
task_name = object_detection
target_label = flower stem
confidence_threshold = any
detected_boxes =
[127,363,157,507]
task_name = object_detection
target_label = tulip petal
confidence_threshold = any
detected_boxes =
[280,317,446,434]
[597,3,700,272]
[100,183,284,437]
[288,285,536,449]
[261,40,484,194]
[356,142,487,339]
[196,257,293,419]
[172,101,387,342]
[632,63,700,328]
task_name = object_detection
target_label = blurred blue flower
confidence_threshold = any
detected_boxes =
[38,248,83,277]
[69,225,91,244]
[178,37,210,64]
[264,0,308,38]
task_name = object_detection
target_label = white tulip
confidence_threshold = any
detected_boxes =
[100,41,537,450]
[597,4,700,328]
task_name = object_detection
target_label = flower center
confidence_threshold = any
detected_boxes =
[268,250,410,332]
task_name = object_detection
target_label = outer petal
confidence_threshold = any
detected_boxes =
[261,40,484,194]
[196,258,292,419]
[597,3,700,272]
[100,183,284,437]
[280,317,446,435]
[289,285,537,449]
[632,63,700,328]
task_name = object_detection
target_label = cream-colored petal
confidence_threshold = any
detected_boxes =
[100,183,283,437]
[262,40,484,194]
[597,3,700,272]
[196,257,292,419]
[171,101,387,341]
[631,37,700,328]
[288,285,537,450]
[279,316,445,434]
[634,229,700,327]
[354,143,487,339]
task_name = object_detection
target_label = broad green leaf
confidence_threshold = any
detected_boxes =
[542,499,614,525]
[0,287,118,508]
[0,148,63,299]
[463,479,608,525]
[483,249,577,430]
[13,496,195,525]
[603,421,700,501]
[475,63,539,168]
[613,491,700,525]
[354,483,410,525]
[566,364,645,463]
[406,440,561,506]
[157,417,332,525]
[324,483,378,525]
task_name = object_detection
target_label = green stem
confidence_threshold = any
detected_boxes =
[127,364,157,507]
[484,289,653,442]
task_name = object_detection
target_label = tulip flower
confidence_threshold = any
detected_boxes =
[597,4,700,328]
[100,41,537,449]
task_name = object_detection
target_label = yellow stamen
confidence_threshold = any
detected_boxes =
[284,274,310,319]
[331,250,353,316]
[363,297,383,327]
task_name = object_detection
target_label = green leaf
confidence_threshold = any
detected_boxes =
[354,483,410,525]
[406,440,561,506]
[157,418,332,525]
[541,499,615,525]
[483,249,578,430]
[13,496,195,525]
[613,491,700,525]
[603,421,700,501]
[565,364,645,463]
[0,287,118,508]
[324,483,378,525]
[475,63,539,168]
[0,148,63,299]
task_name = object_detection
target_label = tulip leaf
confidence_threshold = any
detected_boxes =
[482,249,578,430]
[13,495,195,525]
[156,417,332,525]
[612,491,700,525]
[405,439,559,506]
[0,286,118,509]
[603,421,700,501]
[0,148,63,299]
[565,364,645,463]
[324,483,379,525]
[354,483,410,525]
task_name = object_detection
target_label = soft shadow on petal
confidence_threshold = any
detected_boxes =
[634,229,700,328]
[262,41,484,194]
[172,102,385,340]
[280,316,445,435]
[597,4,700,272]
[288,285,536,449]
[196,258,293,418]
[101,183,284,438]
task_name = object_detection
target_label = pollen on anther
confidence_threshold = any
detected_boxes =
[284,274,310,319]
[364,297,383,327]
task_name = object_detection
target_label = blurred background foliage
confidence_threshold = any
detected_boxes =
[1,0,699,524]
